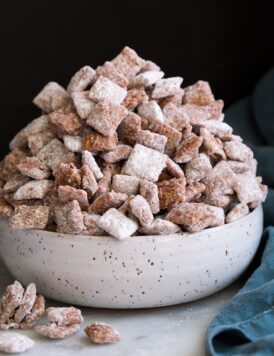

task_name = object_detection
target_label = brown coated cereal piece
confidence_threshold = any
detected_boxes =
[129,195,153,227]
[200,128,226,161]
[235,173,264,204]
[223,141,253,162]
[174,134,203,163]
[249,184,268,208]
[82,150,103,180]
[158,88,184,108]
[27,131,55,155]
[117,112,142,145]
[129,70,164,88]
[71,91,96,119]
[17,157,50,180]
[14,283,36,323]
[101,145,133,163]
[36,138,68,172]
[139,218,181,235]
[197,120,233,138]
[47,307,84,325]
[10,205,50,230]
[165,158,185,178]
[14,180,53,200]
[54,200,84,234]
[152,77,183,99]
[162,103,189,130]
[227,160,251,174]
[82,132,118,153]
[57,185,89,209]
[201,193,235,208]
[205,205,225,227]
[33,82,70,113]
[135,130,167,153]
[183,80,215,105]
[82,212,105,236]
[0,148,27,181]
[3,175,30,193]
[63,135,83,153]
[149,121,182,156]
[98,208,138,240]
[49,105,83,136]
[0,333,35,353]
[137,100,164,123]
[158,177,186,209]
[185,153,212,182]
[54,163,82,188]
[141,60,161,72]
[94,165,113,198]
[111,46,145,80]
[118,195,135,215]
[0,199,14,218]
[139,180,160,214]
[34,323,80,339]
[112,174,140,195]
[0,281,24,324]
[85,321,121,344]
[122,88,149,111]
[166,202,206,226]
[88,191,128,214]
[67,65,95,94]
[181,124,193,139]
[89,76,127,105]
[226,202,249,223]
[185,213,213,233]
[95,61,129,88]
[80,164,99,196]
[185,182,206,201]
[20,294,45,330]
[121,144,167,182]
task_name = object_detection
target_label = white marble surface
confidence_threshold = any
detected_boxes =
[0,257,241,356]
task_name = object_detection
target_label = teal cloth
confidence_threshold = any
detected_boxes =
[207,67,274,355]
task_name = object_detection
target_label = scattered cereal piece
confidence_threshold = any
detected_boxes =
[111,46,145,80]
[36,138,68,172]
[17,157,50,180]
[34,323,80,339]
[85,321,121,344]
[20,294,45,329]
[135,130,167,153]
[95,61,129,88]
[121,144,167,182]
[129,70,164,88]
[183,80,214,105]
[158,177,186,209]
[139,180,160,214]
[139,218,181,235]
[0,333,35,354]
[185,153,212,182]
[10,205,49,230]
[89,76,127,105]
[137,100,164,123]
[58,185,89,209]
[80,164,99,196]
[71,91,96,119]
[166,202,206,226]
[82,150,103,180]
[129,195,153,227]
[117,112,142,145]
[89,191,128,214]
[47,307,83,325]
[112,174,140,195]
[101,145,132,163]
[33,82,70,113]
[3,175,30,193]
[223,141,253,162]
[226,203,249,223]
[63,135,83,153]
[152,77,183,99]
[14,283,37,323]
[14,180,53,200]
[82,132,118,153]
[0,281,24,324]
[55,200,84,234]
[174,134,203,163]
[122,88,148,111]
[98,208,138,240]
[67,66,95,94]
[49,105,83,136]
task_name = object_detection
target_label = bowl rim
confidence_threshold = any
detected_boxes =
[0,205,263,243]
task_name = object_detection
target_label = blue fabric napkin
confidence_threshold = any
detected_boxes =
[207,67,274,355]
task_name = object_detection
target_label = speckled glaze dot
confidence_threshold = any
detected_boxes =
[0,206,263,309]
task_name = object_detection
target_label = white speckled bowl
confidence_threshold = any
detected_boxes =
[0,205,263,309]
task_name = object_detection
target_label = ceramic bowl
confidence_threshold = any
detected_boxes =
[0,205,263,309]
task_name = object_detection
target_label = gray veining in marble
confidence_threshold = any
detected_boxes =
[0,257,241,356]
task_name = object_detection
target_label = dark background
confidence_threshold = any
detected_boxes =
[0,0,273,155]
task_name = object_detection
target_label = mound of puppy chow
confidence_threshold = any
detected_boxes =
[0,47,267,240]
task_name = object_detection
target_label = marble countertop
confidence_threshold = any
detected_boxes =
[0,258,240,356]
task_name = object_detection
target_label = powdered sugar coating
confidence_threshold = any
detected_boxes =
[67,65,95,94]
[0,333,34,354]
[152,77,183,99]
[129,195,154,227]
[85,321,121,344]
[14,180,53,200]
[47,307,84,325]
[112,174,140,195]
[34,323,80,339]
[33,82,70,113]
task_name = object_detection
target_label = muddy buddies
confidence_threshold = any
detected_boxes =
[0,47,267,240]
